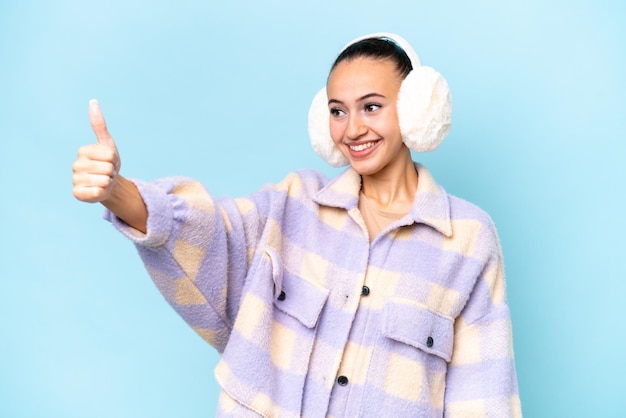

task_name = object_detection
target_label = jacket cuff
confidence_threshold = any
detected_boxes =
[103,178,173,248]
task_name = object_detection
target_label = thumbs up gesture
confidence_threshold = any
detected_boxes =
[73,100,147,232]
[72,100,121,203]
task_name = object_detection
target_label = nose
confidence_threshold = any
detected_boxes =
[345,114,367,140]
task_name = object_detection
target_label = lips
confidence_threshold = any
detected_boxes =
[346,140,381,157]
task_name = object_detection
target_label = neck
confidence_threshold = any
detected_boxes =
[360,151,418,210]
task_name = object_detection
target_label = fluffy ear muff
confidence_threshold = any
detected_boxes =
[308,87,349,167]
[397,66,452,152]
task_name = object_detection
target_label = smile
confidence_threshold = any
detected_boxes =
[348,141,378,152]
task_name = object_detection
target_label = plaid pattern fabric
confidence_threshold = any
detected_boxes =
[107,163,521,417]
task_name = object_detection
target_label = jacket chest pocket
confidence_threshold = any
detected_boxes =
[264,246,330,329]
[268,267,330,377]
[273,270,329,328]
[382,297,454,362]
[362,298,454,415]
[216,248,329,417]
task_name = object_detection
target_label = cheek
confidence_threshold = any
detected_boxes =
[329,119,344,144]
[380,110,402,139]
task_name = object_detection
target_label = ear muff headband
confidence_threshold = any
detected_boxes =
[308,32,452,167]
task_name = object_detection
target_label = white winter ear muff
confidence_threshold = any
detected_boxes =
[308,32,452,167]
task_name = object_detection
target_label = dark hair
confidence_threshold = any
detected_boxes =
[330,37,413,79]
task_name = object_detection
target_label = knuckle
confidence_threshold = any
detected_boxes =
[102,147,117,162]
[72,159,85,173]
[77,144,93,157]
[104,162,116,177]
[73,186,93,202]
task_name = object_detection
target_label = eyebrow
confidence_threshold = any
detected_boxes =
[328,93,386,106]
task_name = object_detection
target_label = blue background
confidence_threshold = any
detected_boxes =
[1,1,625,417]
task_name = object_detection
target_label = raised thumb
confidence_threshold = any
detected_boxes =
[89,99,115,148]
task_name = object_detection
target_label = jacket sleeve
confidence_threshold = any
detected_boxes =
[104,176,269,353]
[444,221,522,417]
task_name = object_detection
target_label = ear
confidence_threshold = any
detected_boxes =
[397,66,452,152]
[308,87,349,167]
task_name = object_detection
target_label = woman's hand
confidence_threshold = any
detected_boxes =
[73,99,121,203]
[73,100,148,233]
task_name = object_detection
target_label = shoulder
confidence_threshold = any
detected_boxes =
[233,169,333,215]
[446,193,495,228]
[414,163,498,245]
[442,190,501,260]
[259,169,333,197]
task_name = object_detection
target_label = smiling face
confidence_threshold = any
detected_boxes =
[326,57,411,178]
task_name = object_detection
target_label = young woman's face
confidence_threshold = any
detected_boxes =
[326,57,407,177]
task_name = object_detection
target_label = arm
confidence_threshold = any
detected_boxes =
[444,223,522,417]
[106,176,269,352]
[72,99,147,233]
[73,99,269,352]
[101,176,147,233]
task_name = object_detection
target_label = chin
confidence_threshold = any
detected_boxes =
[348,159,385,177]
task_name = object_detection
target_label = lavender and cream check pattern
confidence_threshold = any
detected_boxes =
[107,163,521,417]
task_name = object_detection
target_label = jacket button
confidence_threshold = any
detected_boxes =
[277,291,286,301]
[361,286,370,296]
[337,375,349,386]
[426,336,434,348]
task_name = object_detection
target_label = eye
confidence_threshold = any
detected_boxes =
[329,107,346,117]
[364,103,381,112]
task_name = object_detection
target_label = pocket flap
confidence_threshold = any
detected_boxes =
[383,298,454,362]
[274,272,329,329]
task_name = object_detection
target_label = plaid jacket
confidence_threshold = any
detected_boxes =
[107,163,521,417]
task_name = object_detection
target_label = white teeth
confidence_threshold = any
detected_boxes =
[349,142,376,152]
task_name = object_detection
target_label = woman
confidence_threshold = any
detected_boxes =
[73,33,521,417]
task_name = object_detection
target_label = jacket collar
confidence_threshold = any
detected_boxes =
[313,163,452,237]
